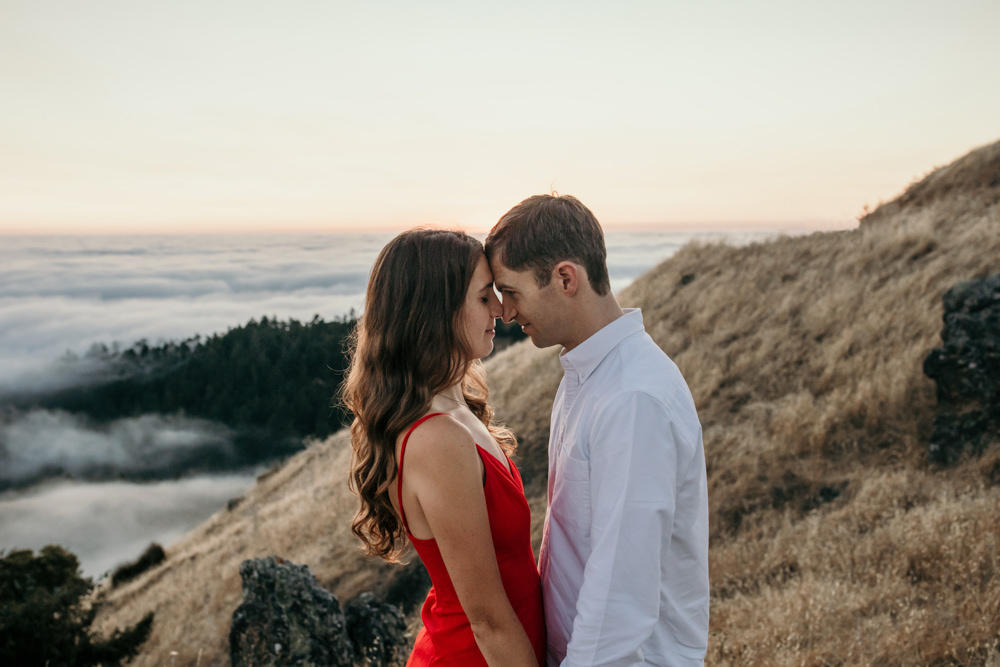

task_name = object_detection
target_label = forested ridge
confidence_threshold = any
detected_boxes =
[23,315,356,441]
[11,314,527,460]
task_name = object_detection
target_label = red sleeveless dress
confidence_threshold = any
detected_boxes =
[397,413,545,666]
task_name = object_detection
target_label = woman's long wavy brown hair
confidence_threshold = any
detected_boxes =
[341,228,516,561]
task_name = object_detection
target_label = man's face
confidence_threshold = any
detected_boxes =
[489,257,563,349]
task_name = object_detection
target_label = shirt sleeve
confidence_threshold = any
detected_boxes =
[561,391,680,667]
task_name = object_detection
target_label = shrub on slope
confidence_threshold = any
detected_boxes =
[1,546,153,666]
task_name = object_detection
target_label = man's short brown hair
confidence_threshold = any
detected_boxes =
[484,194,611,296]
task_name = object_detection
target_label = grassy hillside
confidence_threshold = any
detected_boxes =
[94,140,1000,666]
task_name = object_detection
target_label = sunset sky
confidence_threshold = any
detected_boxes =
[2,0,998,234]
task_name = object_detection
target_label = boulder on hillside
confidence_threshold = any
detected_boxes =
[344,592,408,665]
[229,556,409,667]
[923,273,1000,463]
[229,556,354,666]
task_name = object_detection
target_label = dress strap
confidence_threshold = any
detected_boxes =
[397,412,447,534]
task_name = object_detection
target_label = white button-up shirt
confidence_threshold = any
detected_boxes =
[538,308,709,667]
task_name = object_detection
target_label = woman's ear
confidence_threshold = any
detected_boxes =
[552,261,581,297]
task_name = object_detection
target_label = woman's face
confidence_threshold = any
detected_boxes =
[458,254,503,361]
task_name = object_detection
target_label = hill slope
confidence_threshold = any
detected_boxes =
[95,140,1000,666]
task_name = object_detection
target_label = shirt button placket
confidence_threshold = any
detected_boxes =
[555,372,581,457]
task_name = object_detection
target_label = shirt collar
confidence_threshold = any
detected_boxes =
[559,308,644,382]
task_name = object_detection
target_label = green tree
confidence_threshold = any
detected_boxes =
[0,546,153,666]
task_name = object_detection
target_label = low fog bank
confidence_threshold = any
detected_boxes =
[0,354,116,403]
[0,409,238,491]
[0,233,385,402]
[0,288,364,402]
[0,473,256,577]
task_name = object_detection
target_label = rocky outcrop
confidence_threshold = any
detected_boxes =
[923,273,1000,463]
[229,556,408,667]
[229,556,354,666]
[344,592,408,665]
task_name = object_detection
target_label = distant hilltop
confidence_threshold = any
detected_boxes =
[860,139,1000,226]
[94,139,1000,666]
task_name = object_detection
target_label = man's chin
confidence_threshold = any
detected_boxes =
[527,333,558,349]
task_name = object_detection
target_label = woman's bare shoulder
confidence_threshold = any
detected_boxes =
[401,412,477,469]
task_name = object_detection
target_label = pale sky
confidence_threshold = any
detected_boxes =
[2,0,998,234]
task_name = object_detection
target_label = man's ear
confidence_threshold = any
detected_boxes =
[552,261,581,296]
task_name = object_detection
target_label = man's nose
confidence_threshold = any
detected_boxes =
[500,299,516,324]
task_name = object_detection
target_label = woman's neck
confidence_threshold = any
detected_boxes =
[431,383,467,411]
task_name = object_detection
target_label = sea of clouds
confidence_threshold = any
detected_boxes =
[0,233,391,398]
[0,229,776,575]
[1,474,255,577]
[0,411,236,491]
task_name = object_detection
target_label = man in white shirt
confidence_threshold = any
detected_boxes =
[485,194,709,667]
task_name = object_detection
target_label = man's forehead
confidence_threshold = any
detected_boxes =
[488,261,527,285]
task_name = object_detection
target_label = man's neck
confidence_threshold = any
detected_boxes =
[560,294,626,352]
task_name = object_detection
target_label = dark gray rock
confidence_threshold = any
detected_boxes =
[383,559,432,614]
[923,273,1000,463]
[229,556,354,667]
[344,592,408,666]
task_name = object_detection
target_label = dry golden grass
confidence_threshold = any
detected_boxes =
[95,139,1000,666]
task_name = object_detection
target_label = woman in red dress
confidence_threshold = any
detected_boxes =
[343,229,544,666]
